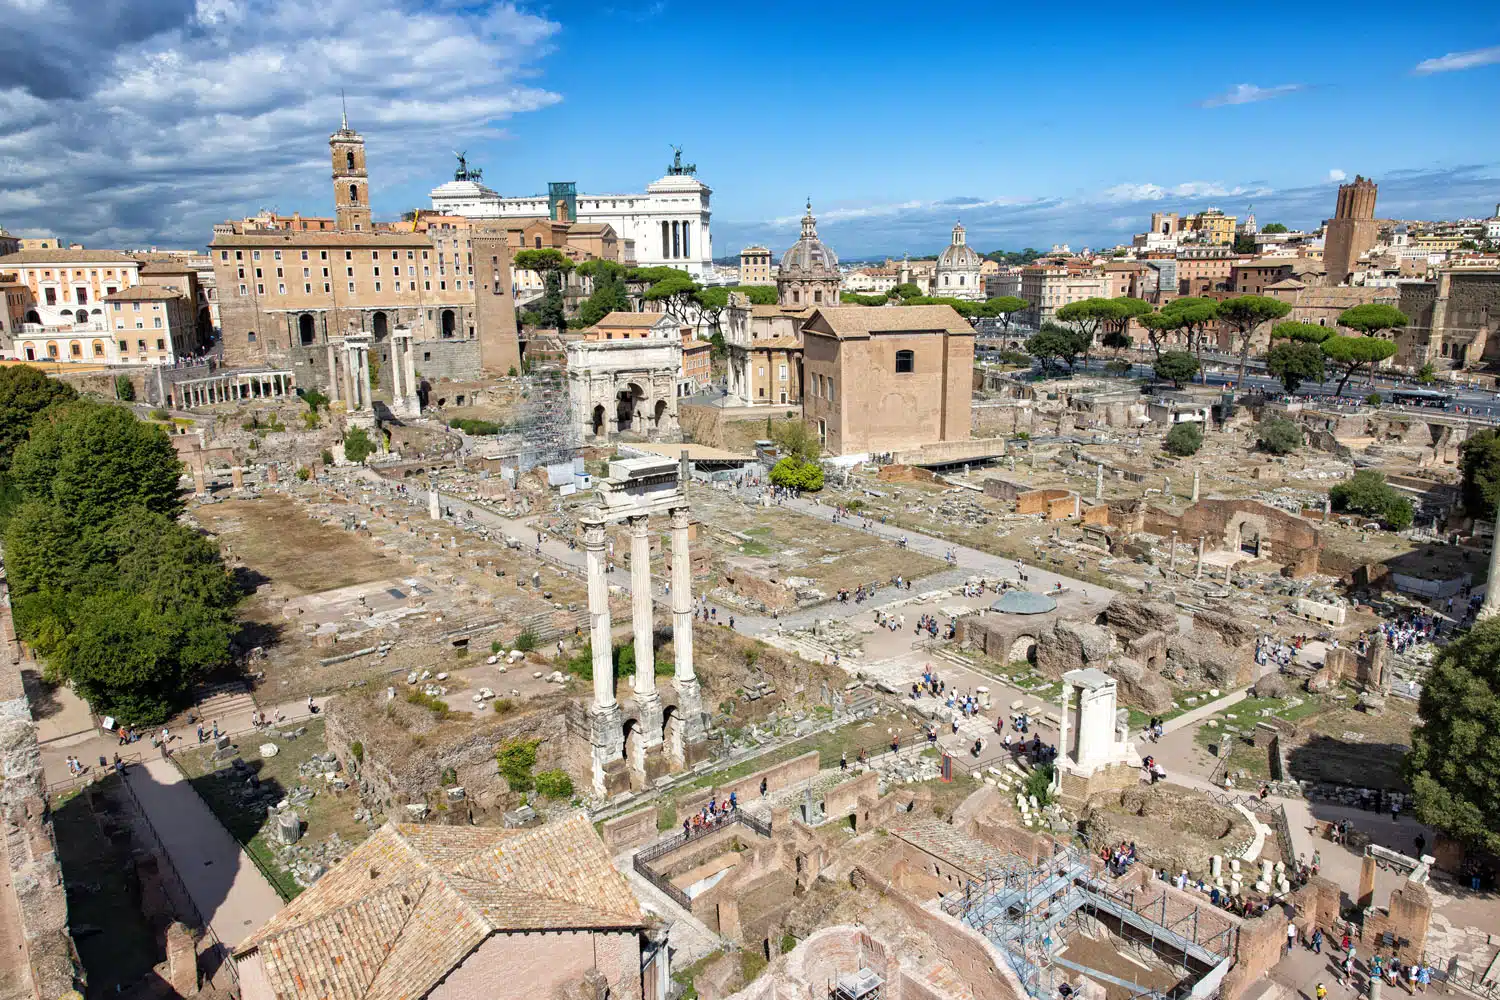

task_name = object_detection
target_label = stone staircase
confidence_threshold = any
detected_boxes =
[190,681,255,721]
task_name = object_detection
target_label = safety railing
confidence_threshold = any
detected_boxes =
[632,810,773,909]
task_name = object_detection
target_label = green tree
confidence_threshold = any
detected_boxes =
[1405,619,1500,853]
[1159,297,1220,373]
[1329,470,1413,529]
[1218,295,1292,389]
[514,249,574,335]
[693,285,732,333]
[1103,296,1152,349]
[1261,223,1289,234]
[1415,362,1437,385]
[1320,335,1398,397]
[731,285,779,306]
[771,420,821,462]
[641,274,702,322]
[0,366,76,471]
[769,457,824,491]
[300,388,328,411]
[496,738,539,793]
[1256,417,1303,455]
[891,282,924,301]
[1233,235,1257,255]
[839,292,889,307]
[343,427,376,464]
[1164,422,1203,457]
[1139,311,1178,361]
[115,375,135,402]
[1055,297,1117,370]
[1337,303,1409,340]
[1153,350,1199,388]
[1458,429,1500,518]
[985,296,1028,334]
[1269,321,1334,344]
[1266,340,1326,393]
[576,260,631,327]
[1025,323,1088,377]
[11,402,182,518]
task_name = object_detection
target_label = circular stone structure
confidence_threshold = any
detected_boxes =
[1081,784,1253,879]
[990,591,1058,615]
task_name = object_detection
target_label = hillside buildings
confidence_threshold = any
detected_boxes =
[430,149,714,278]
[210,116,522,381]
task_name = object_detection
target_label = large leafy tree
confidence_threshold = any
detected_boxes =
[0,366,76,471]
[575,260,631,326]
[11,401,182,518]
[985,296,1028,334]
[514,249,574,335]
[1139,311,1178,361]
[732,285,779,306]
[1025,324,1089,377]
[1269,321,1334,344]
[1266,340,1326,393]
[1055,297,1117,370]
[1329,470,1413,529]
[1103,296,1152,348]
[1458,429,1500,519]
[1320,335,1398,397]
[1337,303,1409,339]
[641,274,702,323]
[1153,350,1199,388]
[1218,295,1291,388]
[1406,619,1500,854]
[1161,297,1220,373]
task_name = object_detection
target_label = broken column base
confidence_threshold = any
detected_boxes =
[590,703,628,798]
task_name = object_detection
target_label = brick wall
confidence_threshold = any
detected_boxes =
[822,771,879,828]
[1017,489,1074,516]
[676,751,821,816]
[1221,911,1283,1000]
[428,929,643,1000]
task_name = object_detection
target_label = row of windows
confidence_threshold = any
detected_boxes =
[16,337,165,360]
[811,372,838,401]
[221,248,430,263]
[237,279,474,298]
[114,317,164,329]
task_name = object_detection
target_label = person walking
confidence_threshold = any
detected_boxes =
[1311,928,1323,955]
[1287,920,1298,956]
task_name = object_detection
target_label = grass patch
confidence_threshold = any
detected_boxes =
[672,948,726,1000]
[737,539,773,556]
[744,526,772,536]
[1276,698,1327,723]
[678,717,923,791]
[740,947,769,985]
[174,718,373,900]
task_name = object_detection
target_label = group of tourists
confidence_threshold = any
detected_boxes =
[1100,840,1138,876]
[680,792,738,838]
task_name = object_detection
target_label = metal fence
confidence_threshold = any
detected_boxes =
[1423,952,1499,1000]
[632,811,773,909]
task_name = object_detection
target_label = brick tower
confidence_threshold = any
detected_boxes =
[1324,175,1378,286]
[330,107,372,232]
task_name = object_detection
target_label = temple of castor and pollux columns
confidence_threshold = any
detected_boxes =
[580,456,710,796]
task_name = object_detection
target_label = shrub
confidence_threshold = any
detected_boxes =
[1164,422,1203,457]
[343,427,376,464]
[513,630,538,652]
[534,769,574,799]
[351,740,364,764]
[1105,359,1132,376]
[115,375,135,401]
[507,366,518,377]
[1367,392,1383,406]
[769,456,824,491]
[1025,762,1055,807]
[1257,418,1303,455]
[320,449,335,466]
[405,690,451,719]
[296,466,311,481]
[149,408,170,421]
[491,640,502,654]
[1330,470,1414,530]
[492,698,515,716]
[302,410,320,430]
[301,389,328,411]
[844,499,864,510]
[448,417,503,435]
[497,738,539,792]
[440,766,458,786]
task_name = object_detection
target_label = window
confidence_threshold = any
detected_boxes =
[373,266,380,276]
[814,290,822,303]
[235,250,243,261]
[302,267,310,278]
[304,283,311,294]
[253,250,260,260]
[136,339,146,352]
[277,284,286,295]
[895,350,914,374]
[132,302,141,312]
[827,378,835,402]
[70,342,81,357]
[255,267,263,279]
[374,282,381,292]
[220,251,229,261]
[345,251,352,260]
[348,282,356,293]
[320,250,328,260]
[154,317,163,328]
[118,340,127,352]
[779,363,788,382]
[44,288,56,305]
[273,250,282,260]
[324,283,331,293]
[301,250,309,260]
[257,284,265,294]
[239,284,247,296]
[322,267,329,278]
[275,267,283,278]
[247,331,256,343]
[156,339,165,351]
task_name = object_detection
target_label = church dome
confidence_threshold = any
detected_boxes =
[937,221,979,268]
[779,201,839,278]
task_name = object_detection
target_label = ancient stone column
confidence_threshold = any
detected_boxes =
[670,505,704,740]
[1480,503,1500,621]
[628,516,658,703]
[267,462,279,485]
[193,468,206,497]
[428,486,441,521]
[1169,531,1178,573]
[1095,464,1103,501]
[1192,468,1201,503]
[584,516,615,712]
[1196,536,1205,580]
[403,338,419,410]
[231,466,244,491]
[326,342,341,403]
[358,346,372,410]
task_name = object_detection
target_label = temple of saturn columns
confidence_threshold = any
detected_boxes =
[318,327,420,418]
[580,456,708,797]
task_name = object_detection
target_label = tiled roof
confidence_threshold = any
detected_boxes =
[805,304,973,339]
[596,311,667,328]
[105,285,184,301]
[0,248,139,265]
[237,817,643,1000]
[749,304,810,318]
[138,260,195,274]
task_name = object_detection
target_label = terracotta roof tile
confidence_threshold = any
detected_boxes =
[239,816,642,1000]
[595,311,667,328]
[804,304,973,339]
[0,248,139,265]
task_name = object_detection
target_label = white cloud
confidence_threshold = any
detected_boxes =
[0,0,561,247]
[1328,169,1347,182]
[1413,44,1500,75]
[1198,83,1304,108]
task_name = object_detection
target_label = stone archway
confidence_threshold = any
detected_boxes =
[622,717,645,789]
[298,313,316,346]
[1008,635,1038,665]
[616,383,644,434]
[652,398,668,429]
[592,404,606,438]
[372,311,389,341]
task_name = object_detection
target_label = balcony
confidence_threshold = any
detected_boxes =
[17,321,108,335]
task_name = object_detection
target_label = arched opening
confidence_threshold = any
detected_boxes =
[74,309,88,324]
[622,718,644,788]
[91,340,104,358]
[345,150,355,171]
[1239,527,1260,557]
[197,307,211,340]
[372,311,389,341]
[1008,635,1038,665]
[591,404,606,437]
[24,310,40,325]
[298,313,316,346]
[348,184,359,204]
[653,399,668,428]
[441,310,456,339]
[662,704,680,751]
[616,384,643,433]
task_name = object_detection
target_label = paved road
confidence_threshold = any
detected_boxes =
[125,756,284,948]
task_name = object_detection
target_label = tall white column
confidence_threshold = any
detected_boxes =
[1192,467,1201,503]
[583,517,615,710]
[629,515,657,702]
[326,343,341,403]
[359,346,372,409]
[388,344,403,402]
[342,346,356,408]
[1480,503,1500,621]
[1196,536,1205,581]
[670,507,695,686]
[403,338,418,408]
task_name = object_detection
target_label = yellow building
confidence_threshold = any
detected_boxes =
[739,245,774,285]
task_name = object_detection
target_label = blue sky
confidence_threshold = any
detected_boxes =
[1,0,1496,255]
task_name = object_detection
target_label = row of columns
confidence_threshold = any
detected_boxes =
[583,506,702,796]
[191,461,281,496]
[324,337,373,413]
[389,331,420,418]
[179,372,293,408]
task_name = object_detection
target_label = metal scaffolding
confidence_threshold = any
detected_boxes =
[513,336,578,472]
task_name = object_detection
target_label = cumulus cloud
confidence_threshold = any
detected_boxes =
[1413,44,1500,74]
[1328,169,1348,182]
[716,166,1500,258]
[0,0,560,247]
[1198,83,1304,108]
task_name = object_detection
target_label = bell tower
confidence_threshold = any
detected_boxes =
[330,104,372,232]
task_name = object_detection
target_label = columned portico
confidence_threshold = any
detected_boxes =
[629,514,663,772]
[389,328,421,418]
[582,514,625,797]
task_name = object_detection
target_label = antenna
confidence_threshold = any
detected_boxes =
[340,90,348,130]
